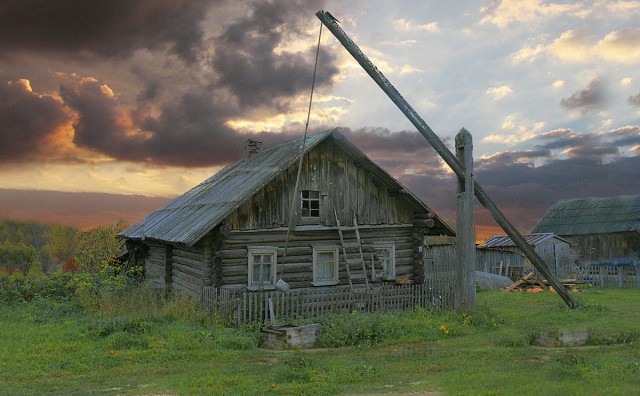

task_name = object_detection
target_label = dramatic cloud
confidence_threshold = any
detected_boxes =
[560,78,607,114]
[0,0,340,168]
[629,91,640,107]
[0,0,215,62]
[0,77,71,163]
[213,0,336,109]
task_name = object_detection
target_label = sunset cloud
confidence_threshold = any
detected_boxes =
[0,76,71,163]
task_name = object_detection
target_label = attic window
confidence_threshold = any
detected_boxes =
[301,190,320,218]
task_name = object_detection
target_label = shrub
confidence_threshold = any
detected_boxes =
[0,272,77,303]
[74,220,128,273]
[62,259,78,274]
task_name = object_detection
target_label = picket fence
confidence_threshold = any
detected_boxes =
[576,264,640,288]
[201,282,454,326]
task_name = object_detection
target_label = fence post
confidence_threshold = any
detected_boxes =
[618,266,624,288]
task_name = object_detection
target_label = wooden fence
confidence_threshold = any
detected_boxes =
[201,282,454,326]
[425,245,524,281]
[576,264,640,288]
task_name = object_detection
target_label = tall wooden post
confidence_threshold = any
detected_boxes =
[455,129,476,310]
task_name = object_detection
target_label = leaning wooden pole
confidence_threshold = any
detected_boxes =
[316,10,578,308]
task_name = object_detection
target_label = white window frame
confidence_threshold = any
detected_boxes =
[247,246,277,290]
[373,244,396,280]
[312,245,339,286]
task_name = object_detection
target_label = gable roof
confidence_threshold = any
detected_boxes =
[120,128,454,246]
[479,233,570,249]
[532,194,640,236]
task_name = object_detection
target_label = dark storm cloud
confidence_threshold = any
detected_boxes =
[560,78,607,114]
[58,73,285,167]
[16,0,339,168]
[213,0,337,108]
[58,75,133,156]
[629,91,640,107]
[0,77,70,163]
[339,127,448,176]
[0,0,215,62]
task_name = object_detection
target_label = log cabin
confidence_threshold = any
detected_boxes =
[118,128,454,300]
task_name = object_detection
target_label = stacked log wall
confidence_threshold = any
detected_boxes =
[144,241,167,289]
[217,225,415,290]
[171,243,206,299]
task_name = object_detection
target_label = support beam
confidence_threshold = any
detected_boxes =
[317,10,578,308]
[455,129,476,311]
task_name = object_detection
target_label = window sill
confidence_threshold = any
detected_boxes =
[312,280,339,287]
[247,285,276,291]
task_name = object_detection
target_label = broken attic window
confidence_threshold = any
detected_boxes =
[301,190,320,218]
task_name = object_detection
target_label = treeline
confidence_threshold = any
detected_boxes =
[0,220,128,276]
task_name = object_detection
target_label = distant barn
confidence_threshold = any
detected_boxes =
[118,129,454,303]
[479,233,573,278]
[533,195,640,265]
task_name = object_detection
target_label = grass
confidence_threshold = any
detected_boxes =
[1,287,640,395]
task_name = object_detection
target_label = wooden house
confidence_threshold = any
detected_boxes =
[119,129,454,301]
[533,195,640,265]
[479,233,573,278]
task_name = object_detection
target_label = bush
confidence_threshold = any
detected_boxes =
[62,259,78,274]
[0,272,78,303]
[74,220,127,273]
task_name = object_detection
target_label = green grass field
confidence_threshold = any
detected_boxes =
[1,287,639,395]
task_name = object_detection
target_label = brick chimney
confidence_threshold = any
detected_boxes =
[244,139,262,158]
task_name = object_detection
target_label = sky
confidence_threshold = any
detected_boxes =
[1,0,639,239]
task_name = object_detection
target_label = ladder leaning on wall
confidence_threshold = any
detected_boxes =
[334,208,370,291]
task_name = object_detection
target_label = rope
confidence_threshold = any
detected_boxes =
[279,21,323,280]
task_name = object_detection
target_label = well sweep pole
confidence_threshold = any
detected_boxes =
[316,10,578,308]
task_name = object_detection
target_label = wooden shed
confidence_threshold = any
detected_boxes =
[119,129,454,301]
[479,233,573,278]
[533,195,640,265]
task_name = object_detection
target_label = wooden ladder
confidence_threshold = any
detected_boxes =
[334,208,369,291]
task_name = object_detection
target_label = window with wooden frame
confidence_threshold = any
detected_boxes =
[301,190,320,218]
[373,244,396,280]
[312,246,339,286]
[247,246,277,290]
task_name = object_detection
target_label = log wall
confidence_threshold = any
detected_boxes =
[144,241,167,289]
[214,225,416,290]
[171,242,207,299]
[567,232,640,263]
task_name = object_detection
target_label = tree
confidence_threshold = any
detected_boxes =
[75,220,128,273]
[42,225,78,273]
[0,241,37,275]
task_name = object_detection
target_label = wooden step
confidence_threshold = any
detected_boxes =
[346,258,365,266]
[349,273,367,280]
